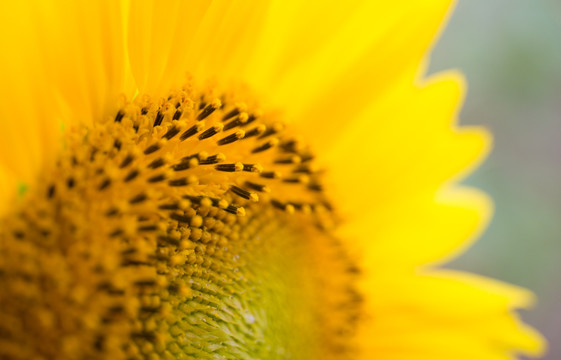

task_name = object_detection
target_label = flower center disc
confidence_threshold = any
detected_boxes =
[0,83,361,360]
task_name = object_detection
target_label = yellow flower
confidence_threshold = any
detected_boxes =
[0,1,545,360]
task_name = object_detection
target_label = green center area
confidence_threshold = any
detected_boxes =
[166,208,322,359]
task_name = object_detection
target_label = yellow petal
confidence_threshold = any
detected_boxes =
[0,166,18,216]
[34,0,130,124]
[241,0,368,90]
[263,0,457,151]
[127,0,210,94]
[127,0,272,94]
[327,73,491,264]
[0,1,131,204]
[0,2,59,206]
[358,271,546,359]
[343,186,492,268]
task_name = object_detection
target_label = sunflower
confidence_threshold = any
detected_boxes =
[0,1,545,359]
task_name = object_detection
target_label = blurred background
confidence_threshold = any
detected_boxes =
[429,0,561,358]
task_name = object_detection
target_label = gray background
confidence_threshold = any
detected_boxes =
[430,1,561,358]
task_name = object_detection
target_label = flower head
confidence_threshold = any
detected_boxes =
[0,1,545,359]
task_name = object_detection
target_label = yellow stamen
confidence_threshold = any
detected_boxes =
[0,82,361,360]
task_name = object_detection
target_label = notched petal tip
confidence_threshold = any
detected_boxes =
[427,186,493,266]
